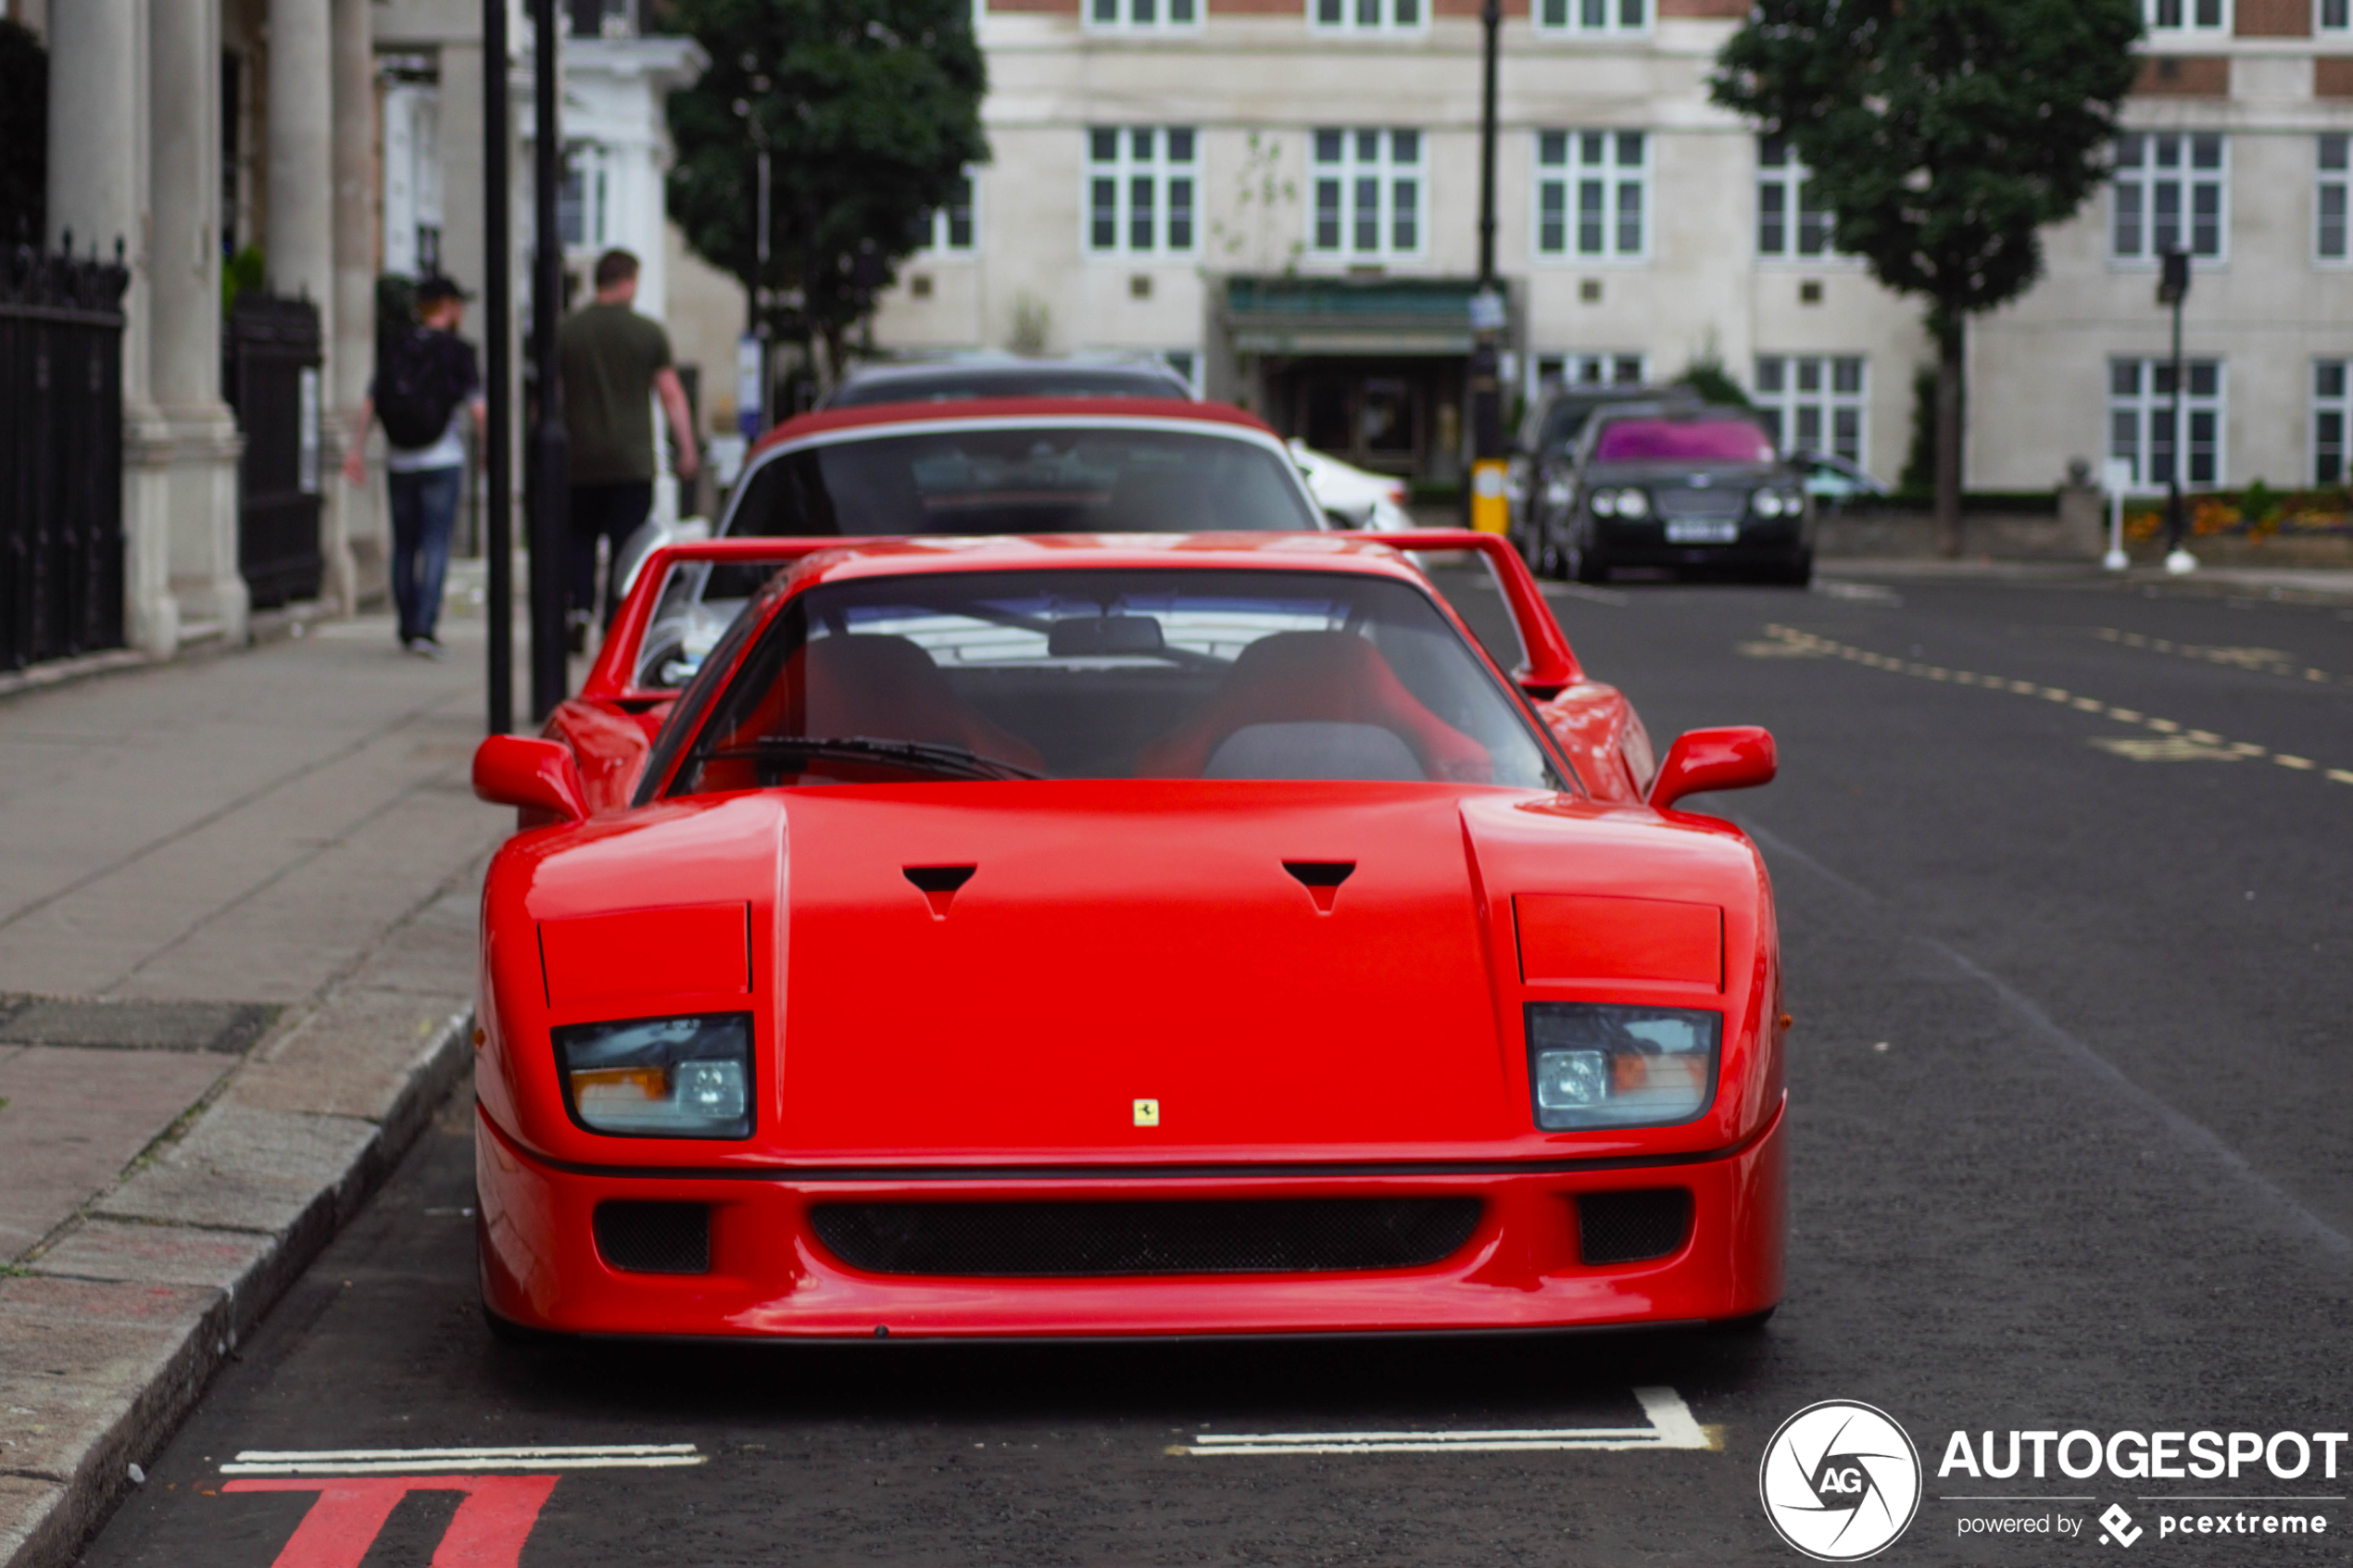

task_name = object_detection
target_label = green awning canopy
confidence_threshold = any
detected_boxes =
[1222,276,1481,358]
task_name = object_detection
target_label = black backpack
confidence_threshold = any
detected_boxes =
[376,330,462,449]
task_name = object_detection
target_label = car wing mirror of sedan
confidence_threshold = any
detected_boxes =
[473,735,588,824]
[1648,726,1777,812]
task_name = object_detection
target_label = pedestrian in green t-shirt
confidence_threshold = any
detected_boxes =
[558,248,700,639]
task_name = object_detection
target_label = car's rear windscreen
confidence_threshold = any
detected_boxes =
[722,426,1322,540]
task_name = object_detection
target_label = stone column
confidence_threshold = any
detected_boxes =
[47,0,176,659]
[326,0,378,613]
[151,0,249,642]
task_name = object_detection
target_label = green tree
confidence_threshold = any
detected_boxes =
[664,0,987,382]
[1712,0,2141,553]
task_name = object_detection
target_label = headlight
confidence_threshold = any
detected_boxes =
[1527,1003,1719,1130]
[1544,479,1574,508]
[1614,487,1651,519]
[556,1013,754,1138]
[1590,488,1618,517]
[1752,488,1786,519]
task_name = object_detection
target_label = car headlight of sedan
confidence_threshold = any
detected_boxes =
[556,1013,754,1138]
[1527,1003,1720,1130]
[1751,488,1805,520]
[1590,487,1650,520]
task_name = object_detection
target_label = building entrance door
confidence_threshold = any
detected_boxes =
[1272,358,1460,483]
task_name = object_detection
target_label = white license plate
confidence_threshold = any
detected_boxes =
[1665,521,1739,545]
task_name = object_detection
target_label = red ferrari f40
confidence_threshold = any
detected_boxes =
[471,531,1785,1340]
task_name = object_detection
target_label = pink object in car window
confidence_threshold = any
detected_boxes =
[1593,420,1776,464]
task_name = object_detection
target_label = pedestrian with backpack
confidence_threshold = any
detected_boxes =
[342,276,485,657]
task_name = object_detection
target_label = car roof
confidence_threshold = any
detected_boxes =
[1585,400,1768,429]
[747,397,1280,459]
[821,357,1191,409]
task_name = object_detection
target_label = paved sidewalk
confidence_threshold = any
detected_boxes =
[0,610,518,1567]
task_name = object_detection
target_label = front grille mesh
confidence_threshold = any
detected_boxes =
[1576,1188,1692,1265]
[1651,487,1747,521]
[811,1198,1482,1278]
[594,1199,711,1274]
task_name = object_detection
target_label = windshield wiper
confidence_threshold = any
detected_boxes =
[699,735,1047,782]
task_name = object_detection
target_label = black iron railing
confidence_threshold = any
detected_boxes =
[222,293,324,608]
[0,239,129,671]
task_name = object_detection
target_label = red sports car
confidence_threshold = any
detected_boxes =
[472,531,1785,1339]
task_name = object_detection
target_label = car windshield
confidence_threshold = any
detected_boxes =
[825,370,1186,408]
[666,569,1561,794]
[724,425,1322,538]
[1592,419,1776,464]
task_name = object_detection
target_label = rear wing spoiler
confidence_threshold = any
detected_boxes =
[580,531,1584,702]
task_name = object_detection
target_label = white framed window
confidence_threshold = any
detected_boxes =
[2314,361,2350,483]
[1311,129,1423,259]
[558,143,612,250]
[1756,137,1832,260]
[2322,136,2349,262]
[920,172,976,254]
[1537,352,1645,388]
[1310,0,1424,32]
[1087,128,1197,257]
[2109,358,2224,487]
[2145,0,2227,28]
[2325,0,2351,30]
[1753,355,1867,462]
[1532,0,1647,32]
[1089,0,1199,31]
[2113,134,2227,262]
[1534,131,1647,261]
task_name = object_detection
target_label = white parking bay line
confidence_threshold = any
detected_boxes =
[220,1443,705,1475]
[1174,1386,1709,1458]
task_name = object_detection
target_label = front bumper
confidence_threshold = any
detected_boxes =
[475,1102,1785,1339]
[1590,516,1808,569]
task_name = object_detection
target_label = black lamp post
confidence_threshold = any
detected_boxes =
[483,0,513,735]
[1466,0,1507,533]
[527,0,570,719]
[2157,248,2192,569]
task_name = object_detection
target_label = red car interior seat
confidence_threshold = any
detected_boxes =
[697,633,1047,790]
[1133,631,1493,783]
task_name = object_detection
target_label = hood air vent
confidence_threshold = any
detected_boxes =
[904,864,976,919]
[1283,860,1355,914]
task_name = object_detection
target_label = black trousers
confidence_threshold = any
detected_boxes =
[568,480,655,623]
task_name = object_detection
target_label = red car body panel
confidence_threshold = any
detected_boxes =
[474,531,1784,1338]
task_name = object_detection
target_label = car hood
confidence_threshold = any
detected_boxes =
[499,783,1771,1164]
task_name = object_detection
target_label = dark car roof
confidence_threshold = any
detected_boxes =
[1523,383,1700,453]
[819,358,1193,410]
[746,396,1279,459]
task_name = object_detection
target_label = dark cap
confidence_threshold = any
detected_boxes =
[415,275,472,305]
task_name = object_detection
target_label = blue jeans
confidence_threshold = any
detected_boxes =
[387,465,461,643]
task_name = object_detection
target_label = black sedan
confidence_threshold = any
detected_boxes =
[1535,405,1813,585]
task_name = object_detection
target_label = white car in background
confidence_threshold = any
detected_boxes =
[1289,440,1416,533]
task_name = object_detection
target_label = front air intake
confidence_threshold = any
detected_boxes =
[1575,1189,1692,1265]
[593,1199,711,1274]
[811,1198,1481,1277]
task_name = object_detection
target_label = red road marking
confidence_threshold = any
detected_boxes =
[222,1476,559,1567]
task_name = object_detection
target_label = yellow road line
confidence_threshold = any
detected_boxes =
[1762,624,2351,785]
[2094,626,2341,685]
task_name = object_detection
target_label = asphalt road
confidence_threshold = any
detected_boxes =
[77,569,2353,1567]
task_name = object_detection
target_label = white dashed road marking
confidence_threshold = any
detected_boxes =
[220,1444,707,1474]
[1173,1386,1710,1457]
[1762,625,2350,783]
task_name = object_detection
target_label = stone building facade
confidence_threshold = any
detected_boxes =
[871,0,2353,496]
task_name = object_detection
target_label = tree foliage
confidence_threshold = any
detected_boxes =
[1712,0,2140,540]
[663,0,987,376]
[1712,0,2141,332]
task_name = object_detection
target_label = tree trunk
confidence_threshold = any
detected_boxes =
[1934,313,1966,559]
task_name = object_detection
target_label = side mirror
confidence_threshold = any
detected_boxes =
[1649,726,1777,812]
[473,735,588,824]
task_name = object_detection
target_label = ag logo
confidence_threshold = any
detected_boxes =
[1759,1399,1922,1562]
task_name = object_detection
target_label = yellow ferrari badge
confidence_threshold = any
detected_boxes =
[1132,1098,1161,1127]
